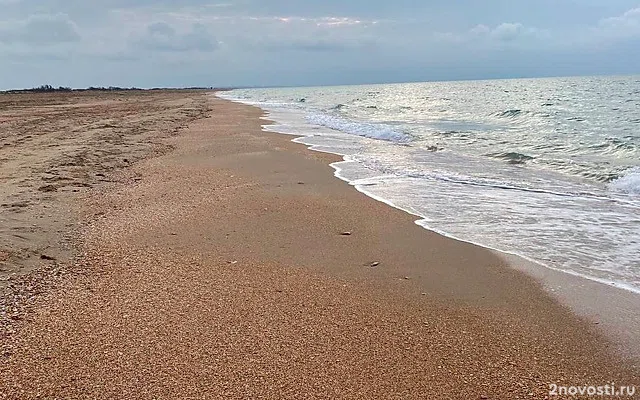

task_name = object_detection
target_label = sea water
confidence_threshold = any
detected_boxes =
[219,76,640,293]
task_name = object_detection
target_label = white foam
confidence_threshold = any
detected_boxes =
[218,91,410,144]
[216,89,640,295]
[306,113,411,143]
[610,168,640,195]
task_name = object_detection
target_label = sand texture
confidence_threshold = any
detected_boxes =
[0,90,210,283]
[0,93,637,399]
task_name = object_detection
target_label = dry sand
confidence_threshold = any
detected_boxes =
[0,90,210,287]
[0,92,638,399]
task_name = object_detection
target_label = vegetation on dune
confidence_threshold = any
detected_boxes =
[1,85,219,94]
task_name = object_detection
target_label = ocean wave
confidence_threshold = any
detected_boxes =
[495,109,522,118]
[487,151,535,165]
[610,168,640,195]
[402,169,592,199]
[222,79,640,293]
[589,137,637,155]
[306,113,411,143]
[493,109,551,119]
[354,160,614,202]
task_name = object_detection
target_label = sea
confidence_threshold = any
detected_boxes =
[219,76,640,294]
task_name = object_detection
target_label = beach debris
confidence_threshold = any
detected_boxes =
[480,396,489,400]
[369,261,380,268]
[340,231,352,236]
[297,181,305,185]
[227,260,238,265]
[40,254,56,261]
[403,276,410,280]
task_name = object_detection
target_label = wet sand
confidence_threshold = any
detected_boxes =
[0,93,637,399]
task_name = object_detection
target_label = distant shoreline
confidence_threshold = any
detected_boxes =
[5,73,640,94]
[0,85,228,94]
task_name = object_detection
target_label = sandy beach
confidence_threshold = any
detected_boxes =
[0,92,638,399]
[0,90,210,288]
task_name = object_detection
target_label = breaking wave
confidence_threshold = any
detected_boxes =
[487,151,535,165]
[306,113,411,143]
[610,168,640,195]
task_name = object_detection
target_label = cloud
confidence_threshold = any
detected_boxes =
[490,23,524,41]
[469,24,490,36]
[315,17,366,27]
[0,13,80,45]
[260,37,366,52]
[148,21,175,36]
[135,21,217,52]
[114,12,381,54]
[1,1,640,89]
[599,7,640,37]
[224,15,380,52]
[435,22,546,46]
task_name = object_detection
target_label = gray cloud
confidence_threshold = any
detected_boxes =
[434,21,547,46]
[0,13,80,45]
[234,17,379,53]
[135,21,217,52]
[599,7,640,37]
[0,1,639,89]
[490,23,524,41]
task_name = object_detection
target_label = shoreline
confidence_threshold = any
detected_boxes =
[1,93,637,398]
[502,251,640,361]
[232,95,640,361]
[227,93,640,366]
[335,152,640,362]
[245,95,639,295]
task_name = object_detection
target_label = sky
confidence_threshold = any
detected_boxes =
[0,1,639,89]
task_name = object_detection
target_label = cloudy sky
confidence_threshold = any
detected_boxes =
[0,1,639,89]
